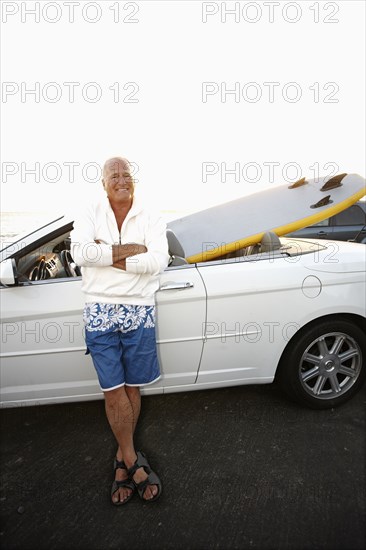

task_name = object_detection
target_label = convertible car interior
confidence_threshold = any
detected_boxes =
[14,231,80,283]
[3,223,326,286]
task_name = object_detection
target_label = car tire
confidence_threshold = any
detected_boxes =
[277,318,366,409]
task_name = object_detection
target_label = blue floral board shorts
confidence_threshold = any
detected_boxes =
[83,303,160,391]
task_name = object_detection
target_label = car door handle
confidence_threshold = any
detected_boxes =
[159,282,194,290]
[317,231,327,236]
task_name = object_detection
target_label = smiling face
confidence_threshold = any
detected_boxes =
[102,157,134,206]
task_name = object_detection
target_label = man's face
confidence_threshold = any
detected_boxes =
[102,159,134,203]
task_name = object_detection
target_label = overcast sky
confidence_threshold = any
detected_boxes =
[1,0,365,218]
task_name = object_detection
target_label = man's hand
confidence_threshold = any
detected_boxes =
[93,241,147,270]
[112,243,147,262]
[112,243,147,270]
[112,259,126,270]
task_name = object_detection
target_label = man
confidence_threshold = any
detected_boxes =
[71,157,170,505]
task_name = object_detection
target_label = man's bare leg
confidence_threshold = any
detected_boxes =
[112,386,140,502]
[105,386,157,503]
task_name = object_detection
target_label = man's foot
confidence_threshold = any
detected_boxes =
[132,468,158,500]
[127,451,162,502]
[111,458,136,505]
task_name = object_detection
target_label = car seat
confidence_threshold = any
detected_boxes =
[247,231,282,255]
[166,229,188,266]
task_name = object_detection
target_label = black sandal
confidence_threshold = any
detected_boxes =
[128,451,162,502]
[111,458,136,506]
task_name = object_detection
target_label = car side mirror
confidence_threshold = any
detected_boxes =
[0,258,18,286]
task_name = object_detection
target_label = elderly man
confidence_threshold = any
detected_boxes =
[71,157,169,505]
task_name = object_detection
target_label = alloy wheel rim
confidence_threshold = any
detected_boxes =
[299,331,362,400]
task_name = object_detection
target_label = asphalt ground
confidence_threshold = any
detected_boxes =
[1,382,365,550]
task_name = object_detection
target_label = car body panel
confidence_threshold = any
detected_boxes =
[195,247,366,386]
[1,277,97,405]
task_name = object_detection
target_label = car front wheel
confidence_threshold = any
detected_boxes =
[277,319,366,409]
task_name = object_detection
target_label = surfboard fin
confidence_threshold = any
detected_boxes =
[288,177,308,189]
[321,173,347,191]
[310,195,333,209]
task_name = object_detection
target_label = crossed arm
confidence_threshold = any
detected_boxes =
[94,241,147,270]
[110,243,147,270]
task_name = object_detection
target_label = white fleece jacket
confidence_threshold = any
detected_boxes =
[71,194,170,305]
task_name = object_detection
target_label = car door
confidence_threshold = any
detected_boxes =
[287,218,333,240]
[155,263,206,390]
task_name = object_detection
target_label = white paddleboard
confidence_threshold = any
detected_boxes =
[168,173,366,263]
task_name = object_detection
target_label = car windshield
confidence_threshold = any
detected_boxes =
[0,214,64,252]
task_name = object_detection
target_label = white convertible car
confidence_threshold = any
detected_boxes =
[0,216,365,410]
